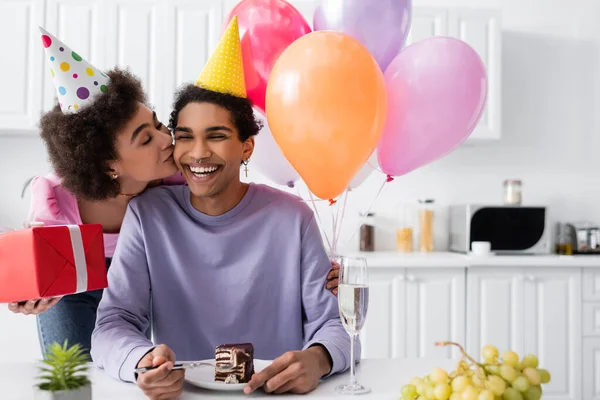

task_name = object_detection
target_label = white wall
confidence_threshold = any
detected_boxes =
[1,0,600,362]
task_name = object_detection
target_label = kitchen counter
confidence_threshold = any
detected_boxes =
[342,251,600,268]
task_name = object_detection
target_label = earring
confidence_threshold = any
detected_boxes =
[243,159,250,178]
[111,174,118,180]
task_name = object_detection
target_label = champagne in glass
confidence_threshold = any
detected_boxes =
[335,256,370,395]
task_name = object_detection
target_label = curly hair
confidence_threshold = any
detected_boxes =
[39,67,147,200]
[168,85,262,142]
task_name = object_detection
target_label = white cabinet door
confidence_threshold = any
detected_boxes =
[405,7,447,46]
[104,0,168,120]
[42,0,106,112]
[162,0,223,121]
[523,268,582,400]
[584,338,600,400]
[0,0,45,132]
[359,269,405,359]
[466,268,525,358]
[404,268,466,359]
[448,9,501,141]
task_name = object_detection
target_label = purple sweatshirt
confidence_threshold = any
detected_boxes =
[91,183,354,383]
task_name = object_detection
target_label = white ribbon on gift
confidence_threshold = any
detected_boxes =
[66,225,88,293]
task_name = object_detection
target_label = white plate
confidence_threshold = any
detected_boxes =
[185,359,271,391]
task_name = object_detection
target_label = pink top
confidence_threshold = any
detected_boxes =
[28,172,185,258]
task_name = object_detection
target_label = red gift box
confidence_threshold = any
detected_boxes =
[0,224,107,302]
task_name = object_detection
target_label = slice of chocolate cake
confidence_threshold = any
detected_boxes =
[214,343,255,384]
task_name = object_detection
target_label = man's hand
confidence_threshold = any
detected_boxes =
[325,259,340,295]
[7,297,62,315]
[136,344,184,400]
[244,346,332,395]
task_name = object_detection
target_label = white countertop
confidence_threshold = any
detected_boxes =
[342,251,600,268]
[2,358,455,399]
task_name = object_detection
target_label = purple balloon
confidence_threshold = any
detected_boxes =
[313,0,412,71]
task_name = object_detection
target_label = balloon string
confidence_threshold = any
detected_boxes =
[306,189,333,253]
[367,159,386,175]
[334,189,350,255]
[343,175,390,248]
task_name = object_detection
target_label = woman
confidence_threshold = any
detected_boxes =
[8,29,183,356]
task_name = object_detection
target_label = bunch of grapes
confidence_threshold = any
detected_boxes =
[400,342,551,400]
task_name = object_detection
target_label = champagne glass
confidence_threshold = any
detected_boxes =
[335,256,370,395]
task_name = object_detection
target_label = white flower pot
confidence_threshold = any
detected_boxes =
[35,384,92,400]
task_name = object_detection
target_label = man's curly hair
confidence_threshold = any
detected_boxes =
[39,68,147,200]
[168,85,262,143]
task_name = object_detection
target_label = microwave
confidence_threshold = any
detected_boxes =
[449,205,550,254]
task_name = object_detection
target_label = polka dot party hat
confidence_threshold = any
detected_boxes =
[39,27,109,114]
[195,16,246,98]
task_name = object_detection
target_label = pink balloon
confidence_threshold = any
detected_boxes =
[224,0,311,113]
[378,37,487,177]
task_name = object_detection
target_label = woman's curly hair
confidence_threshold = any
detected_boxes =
[39,67,147,200]
[168,85,262,143]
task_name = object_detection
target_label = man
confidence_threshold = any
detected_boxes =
[91,17,353,400]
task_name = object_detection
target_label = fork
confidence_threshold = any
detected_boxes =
[135,361,235,374]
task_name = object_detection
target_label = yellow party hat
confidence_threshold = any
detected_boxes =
[195,16,246,98]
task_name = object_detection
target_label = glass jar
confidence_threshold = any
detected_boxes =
[504,180,522,205]
[396,203,413,252]
[359,213,375,252]
[418,199,435,252]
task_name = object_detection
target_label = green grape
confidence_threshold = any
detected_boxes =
[427,386,436,399]
[521,354,539,369]
[523,386,542,400]
[430,368,450,384]
[403,394,415,400]
[522,368,541,386]
[402,384,418,398]
[500,365,518,382]
[485,375,506,396]
[502,351,519,367]
[537,369,551,384]
[417,396,427,400]
[502,387,524,400]
[425,376,432,384]
[450,393,461,400]
[478,389,495,400]
[412,377,425,386]
[472,374,486,388]
[482,345,500,363]
[452,376,471,392]
[457,361,470,373]
[434,383,452,400]
[462,385,480,400]
[485,365,501,376]
[515,362,524,371]
[511,376,530,392]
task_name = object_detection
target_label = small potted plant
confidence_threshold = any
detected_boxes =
[35,340,92,400]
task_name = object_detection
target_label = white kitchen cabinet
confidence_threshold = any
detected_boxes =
[162,0,224,121]
[584,338,600,400]
[42,0,107,112]
[360,267,466,360]
[466,268,525,357]
[403,268,466,359]
[522,268,581,400]
[104,0,168,120]
[0,0,45,132]
[467,267,582,400]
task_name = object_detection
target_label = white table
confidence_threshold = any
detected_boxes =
[2,358,455,399]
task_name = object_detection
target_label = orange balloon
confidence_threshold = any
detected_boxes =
[265,31,387,200]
